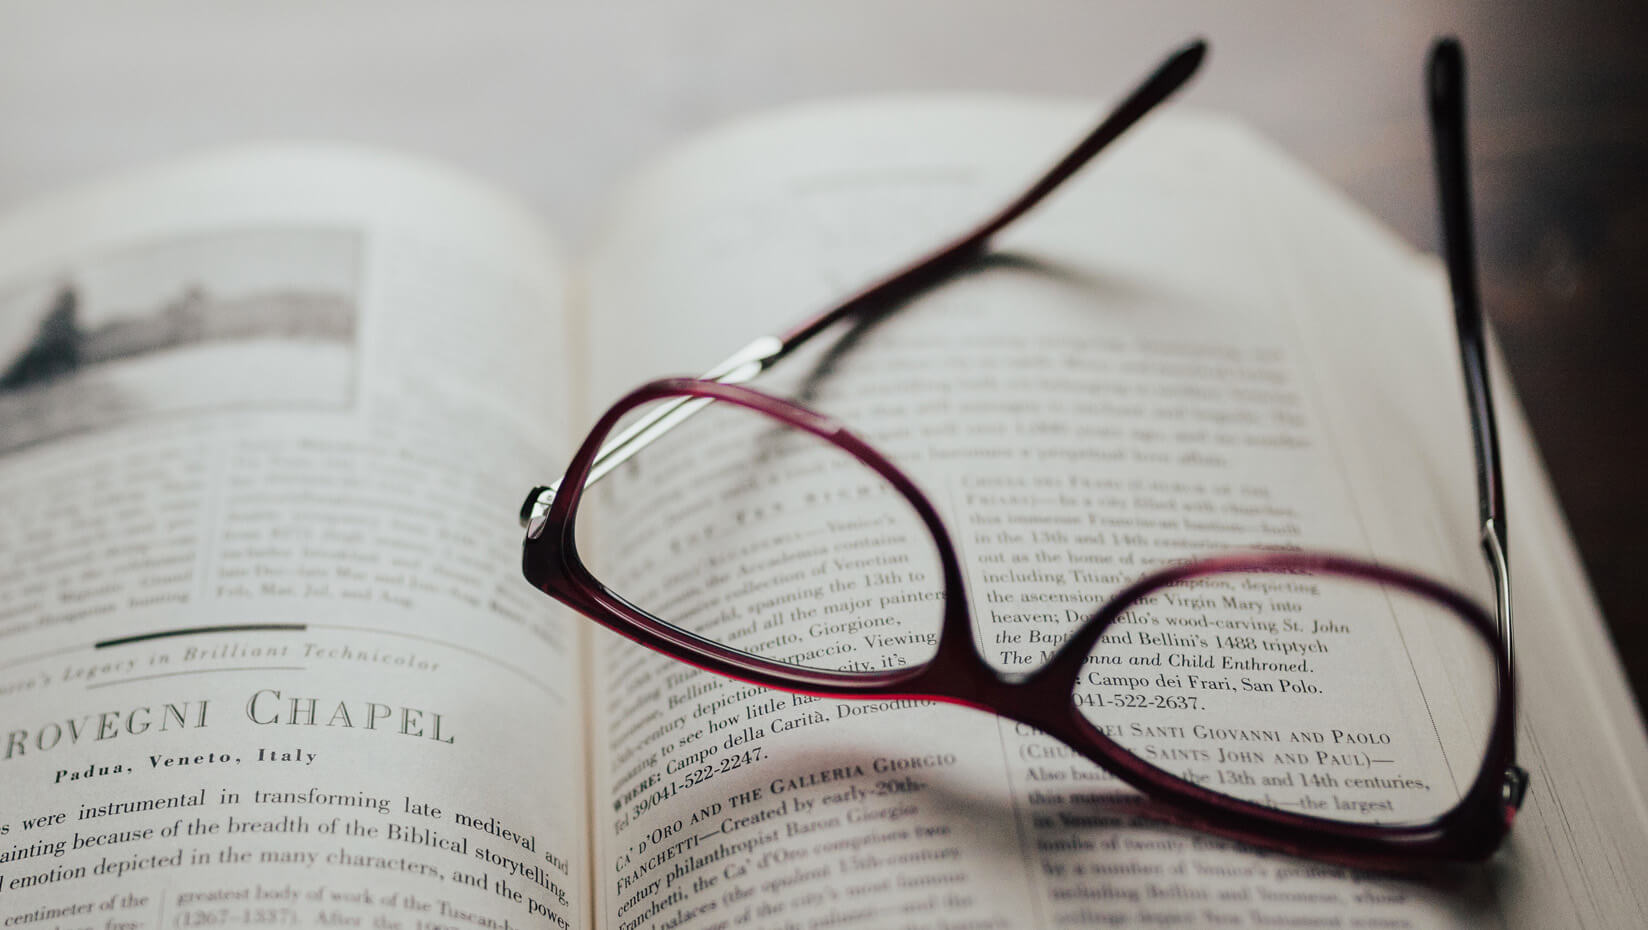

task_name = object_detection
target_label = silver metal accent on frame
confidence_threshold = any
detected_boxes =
[521,336,784,532]
[1481,517,1513,680]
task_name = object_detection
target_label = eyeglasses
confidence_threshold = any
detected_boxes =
[520,37,1527,866]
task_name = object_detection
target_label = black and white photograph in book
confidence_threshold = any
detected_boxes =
[0,227,361,454]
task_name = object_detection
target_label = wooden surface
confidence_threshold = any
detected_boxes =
[0,0,1642,705]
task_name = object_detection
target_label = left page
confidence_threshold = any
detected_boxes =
[0,147,588,930]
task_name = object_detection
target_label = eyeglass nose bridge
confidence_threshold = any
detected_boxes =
[893,601,1094,723]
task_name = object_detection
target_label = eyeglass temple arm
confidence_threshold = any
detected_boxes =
[521,39,1207,529]
[1428,40,1522,792]
[772,38,1207,353]
[519,338,775,527]
[1428,40,1511,657]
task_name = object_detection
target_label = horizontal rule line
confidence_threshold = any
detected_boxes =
[95,624,308,649]
[86,666,307,690]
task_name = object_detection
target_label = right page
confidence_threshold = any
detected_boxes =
[578,98,1648,929]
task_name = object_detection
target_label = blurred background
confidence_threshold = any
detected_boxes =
[0,0,1641,707]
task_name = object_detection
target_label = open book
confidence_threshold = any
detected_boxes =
[0,96,1643,930]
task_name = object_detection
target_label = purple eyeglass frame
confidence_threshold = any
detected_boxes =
[521,38,1527,867]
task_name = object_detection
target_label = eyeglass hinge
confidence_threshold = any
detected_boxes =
[518,337,784,533]
[519,484,557,531]
[1501,764,1530,819]
[702,335,784,385]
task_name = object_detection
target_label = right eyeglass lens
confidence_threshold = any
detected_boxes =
[1072,569,1498,826]
[573,395,947,674]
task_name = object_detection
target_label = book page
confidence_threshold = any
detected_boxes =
[0,148,589,930]
[577,98,1648,929]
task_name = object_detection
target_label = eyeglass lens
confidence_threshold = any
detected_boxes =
[1076,569,1496,825]
[575,396,948,673]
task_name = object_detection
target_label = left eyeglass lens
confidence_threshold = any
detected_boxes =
[573,396,947,674]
